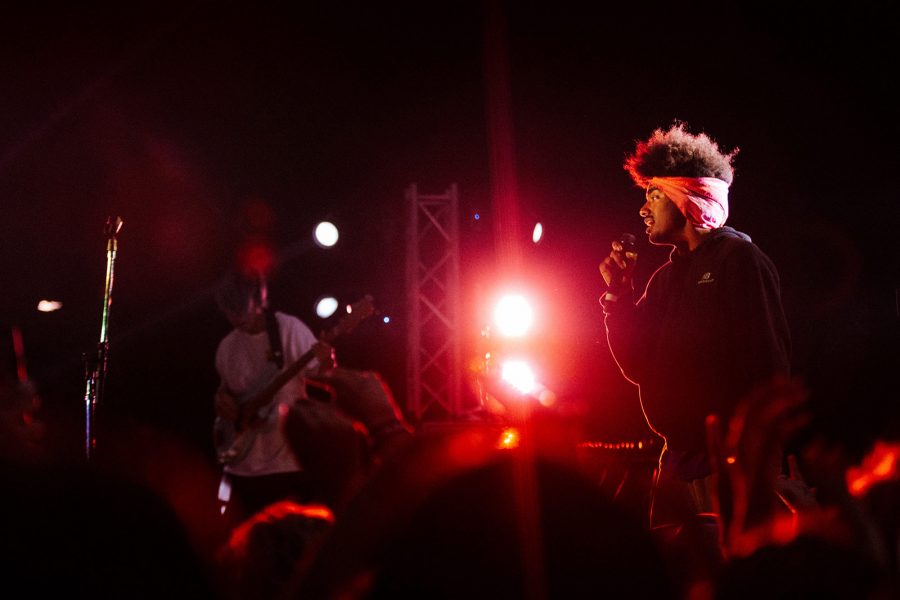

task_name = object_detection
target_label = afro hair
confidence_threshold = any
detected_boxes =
[624,122,738,188]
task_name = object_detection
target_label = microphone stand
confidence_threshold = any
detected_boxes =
[83,216,123,461]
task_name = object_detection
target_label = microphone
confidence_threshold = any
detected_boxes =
[618,233,637,254]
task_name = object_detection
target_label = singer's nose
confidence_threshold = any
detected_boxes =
[639,202,650,218]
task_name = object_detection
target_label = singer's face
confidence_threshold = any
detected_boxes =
[224,298,266,333]
[640,186,687,245]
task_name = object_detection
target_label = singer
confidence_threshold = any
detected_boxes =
[598,123,791,552]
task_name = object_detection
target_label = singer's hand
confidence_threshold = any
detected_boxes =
[599,240,637,292]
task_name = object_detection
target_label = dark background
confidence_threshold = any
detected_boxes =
[1,1,897,464]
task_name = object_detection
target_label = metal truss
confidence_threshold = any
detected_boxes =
[405,183,462,422]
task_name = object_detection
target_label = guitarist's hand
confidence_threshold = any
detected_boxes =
[215,385,239,422]
[313,340,337,374]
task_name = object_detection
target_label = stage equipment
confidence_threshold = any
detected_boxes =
[405,183,465,422]
[82,216,122,461]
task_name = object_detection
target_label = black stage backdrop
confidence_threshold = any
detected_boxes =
[0,2,896,465]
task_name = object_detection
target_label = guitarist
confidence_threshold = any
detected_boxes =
[213,270,335,524]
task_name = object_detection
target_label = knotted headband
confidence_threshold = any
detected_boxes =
[648,176,730,229]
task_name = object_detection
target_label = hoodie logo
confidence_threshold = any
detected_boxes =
[697,272,715,285]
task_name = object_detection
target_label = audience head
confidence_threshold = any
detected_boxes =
[215,500,334,599]
[290,422,676,599]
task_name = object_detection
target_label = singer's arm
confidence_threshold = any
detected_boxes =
[599,237,654,384]
[603,285,654,386]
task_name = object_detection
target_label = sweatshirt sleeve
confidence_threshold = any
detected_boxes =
[603,273,661,386]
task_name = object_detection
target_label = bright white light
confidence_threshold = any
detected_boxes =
[532,222,543,244]
[383,316,391,324]
[37,300,63,312]
[315,296,339,318]
[501,360,536,394]
[494,294,533,337]
[314,221,339,248]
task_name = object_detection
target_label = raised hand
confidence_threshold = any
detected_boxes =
[306,367,409,447]
[705,375,810,557]
[775,454,818,513]
[280,399,366,508]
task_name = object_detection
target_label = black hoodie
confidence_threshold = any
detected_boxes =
[604,226,791,457]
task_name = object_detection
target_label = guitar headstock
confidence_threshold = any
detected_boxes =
[327,295,377,339]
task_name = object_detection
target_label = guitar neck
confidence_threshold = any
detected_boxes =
[239,297,372,416]
[243,347,316,414]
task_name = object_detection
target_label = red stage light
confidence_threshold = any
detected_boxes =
[237,239,274,276]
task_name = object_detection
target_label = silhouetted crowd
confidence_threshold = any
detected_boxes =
[1,361,898,599]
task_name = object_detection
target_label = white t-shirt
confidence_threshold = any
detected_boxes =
[215,311,319,476]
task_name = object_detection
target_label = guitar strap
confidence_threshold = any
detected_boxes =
[264,309,285,369]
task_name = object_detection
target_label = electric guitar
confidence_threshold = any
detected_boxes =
[213,295,376,465]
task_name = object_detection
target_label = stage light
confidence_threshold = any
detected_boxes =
[37,300,63,312]
[494,294,533,337]
[532,222,543,244]
[314,221,339,248]
[315,296,339,318]
[501,359,536,394]
[382,316,391,324]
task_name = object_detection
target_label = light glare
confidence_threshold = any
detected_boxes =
[501,360,536,394]
[315,296,339,318]
[497,427,520,450]
[494,294,533,337]
[532,222,543,244]
[37,300,63,312]
[314,221,339,247]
